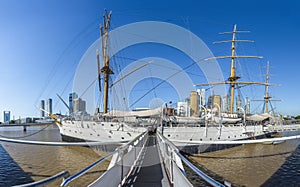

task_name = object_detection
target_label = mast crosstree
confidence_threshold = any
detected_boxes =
[196,24,264,114]
[252,61,281,114]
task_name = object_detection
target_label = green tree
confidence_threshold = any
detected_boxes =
[295,115,300,120]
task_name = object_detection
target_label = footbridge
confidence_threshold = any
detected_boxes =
[59,130,226,187]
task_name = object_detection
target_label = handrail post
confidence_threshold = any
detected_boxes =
[214,103,222,138]
[200,105,208,137]
[238,106,246,131]
[120,149,124,186]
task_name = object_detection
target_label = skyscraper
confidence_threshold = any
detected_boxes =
[197,88,206,107]
[177,101,189,117]
[69,92,78,115]
[245,97,250,114]
[222,94,230,113]
[3,111,10,123]
[46,98,53,115]
[40,100,45,118]
[213,95,221,113]
[190,91,199,117]
[207,95,213,108]
[236,95,242,114]
[73,98,86,114]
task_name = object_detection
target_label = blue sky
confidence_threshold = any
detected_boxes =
[0,0,300,121]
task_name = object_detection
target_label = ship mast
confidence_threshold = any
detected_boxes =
[196,24,263,114]
[264,61,271,113]
[252,61,280,114]
[100,10,113,113]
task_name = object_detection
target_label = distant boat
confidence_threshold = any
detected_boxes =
[35,118,55,124]
[262,140,285,145]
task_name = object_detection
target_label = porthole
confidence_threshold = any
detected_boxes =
[228,136,230,139]
[121,137,124,139]
[190,139,192,141]
[97,134,100,136]
[167,134,171,137]
[110,124,114,127]
[108,136,111,138]
[200,139,202,141]
[102,124,104,126]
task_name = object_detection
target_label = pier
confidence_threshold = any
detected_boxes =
[0,123,53,132]
[122,135,169,187]
[268,124,300,132]
[57,130,225,187]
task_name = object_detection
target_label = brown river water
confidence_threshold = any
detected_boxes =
[0,125,299,186]
[0,125,109,186]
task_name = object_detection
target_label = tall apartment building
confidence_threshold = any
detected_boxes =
[40,100,45,118]
[46,98,53,116]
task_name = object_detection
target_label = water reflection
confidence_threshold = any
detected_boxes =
[191,131,300,186]
[0,125,109,186]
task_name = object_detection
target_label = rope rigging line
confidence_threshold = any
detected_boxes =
[129,55,213,108]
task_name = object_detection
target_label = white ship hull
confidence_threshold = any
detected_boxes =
[159,124,269,154]
[57,120,146,142]
[57,119,270,154]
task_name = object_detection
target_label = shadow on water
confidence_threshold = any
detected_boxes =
[0,144,34,186]
[194,151,293,160]
[261,144,300,187]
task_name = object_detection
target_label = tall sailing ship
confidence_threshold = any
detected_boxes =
[55,11,275,154]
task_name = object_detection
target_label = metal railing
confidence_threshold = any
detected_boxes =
[89,130,148,186]
[60,151,116,186]
[156,131,225,187]
[60,130,148,187]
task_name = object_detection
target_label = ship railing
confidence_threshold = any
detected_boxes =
[14,171,70,187]
[156,131,226,187]
[60,130,148,187]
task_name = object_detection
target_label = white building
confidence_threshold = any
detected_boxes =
[46,98,52,116]
[40,100,45,118]
[222,94,230,113]
[177,101,190,117]
[73,98,86,114]
[236,95,242,114]
[197,88,206,107]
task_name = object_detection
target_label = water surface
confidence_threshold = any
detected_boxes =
[0,125,109,186]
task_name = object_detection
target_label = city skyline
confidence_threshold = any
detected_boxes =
[0,0,300,121]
